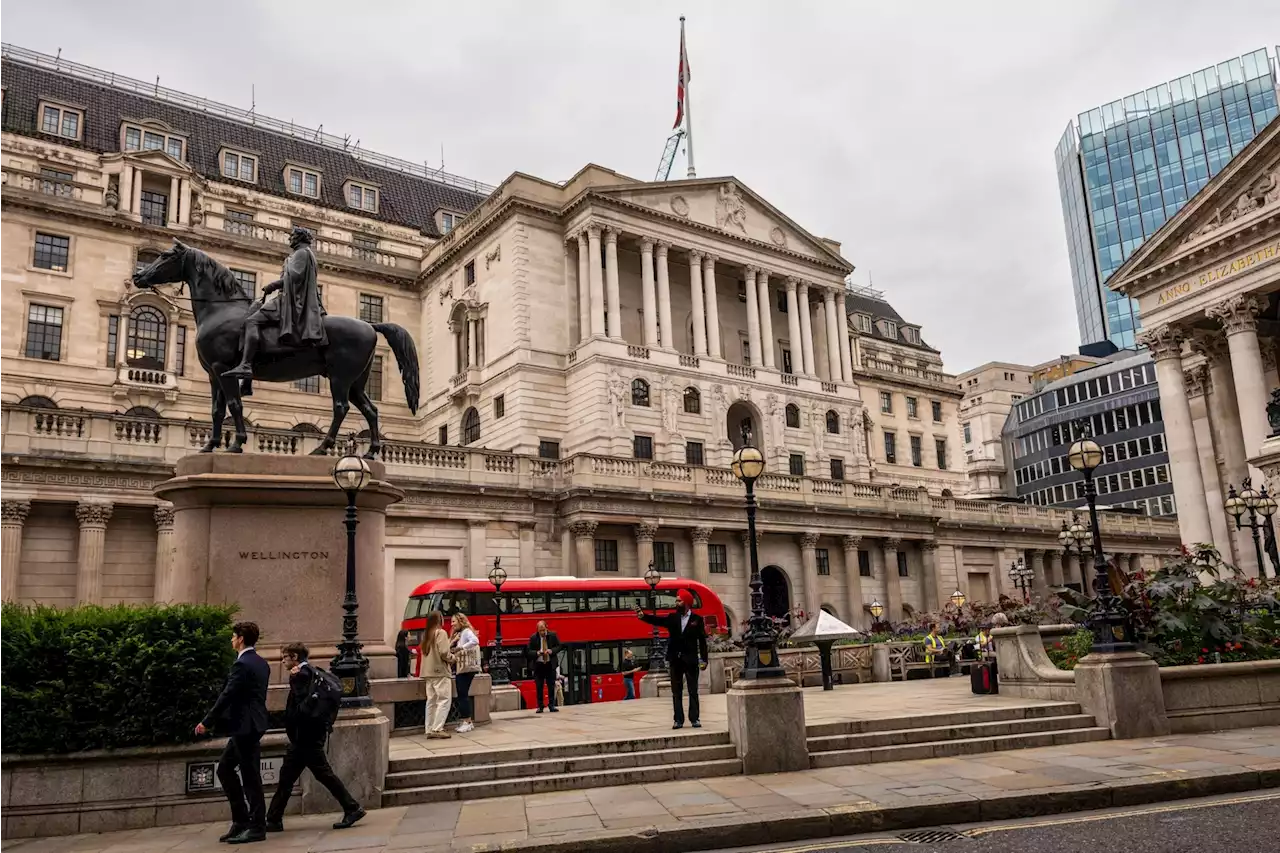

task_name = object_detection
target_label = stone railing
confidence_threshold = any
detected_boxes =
[1,166,104,206]
[862,358,955,388]
[217,218,415,270]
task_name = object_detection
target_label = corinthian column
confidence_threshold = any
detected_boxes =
[635,521,658,579]
[640,238,658,347]
[797,282,816,376]
[799,532,821,616]
[1207,295,1268,471]
[702,254,721,359]
[785,278,804,375]
[823,289,841,381]
[656,242,674,350]
[689,250,707,356]
[744,266,762,366]
[837,292,853,382]
[75,500,114,605]
[1185,365,1236,563]
[586,226,605,338]
[757,270,776,369]
[1138,325,1212,546]
[842,535,865,628]
[691,526,712,586]
[153,502,177,602]
[2,498,32,601]
[604,227,622,340]
[570,520,597,577]
[920,540,941,612]
[576,232,590,343]
[882,538,903,622]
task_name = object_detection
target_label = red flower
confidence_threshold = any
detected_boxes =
[1201,648,1209,653]
[1198,656,1206,663]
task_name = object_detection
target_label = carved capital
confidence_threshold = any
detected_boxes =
[639,236,655,253]
[603,226,619,245]
[1188,329,1229,362]
[743,264,758,277]
[798,532,821,550]
[75,500,113,528]
[920,540,939,552]
[1136,325,1185,362]
[822,287,837,304]
[1207,294,1261,335]
[785,277,799,293]
[757,270,771,284]
[1184,364,1209,399]
[688,249,703,264]
[1,498,31,525]
[569,519,598,539]
[154,502,175,530]
[576,230,589,246]
[882,537,902,552]
[655,241,670,257]
[841,534,862,551]
[635,521,659,542]
[691,526,713,544]
[586,223,602,239]
[702,254,718,268]
[739,531,760,547]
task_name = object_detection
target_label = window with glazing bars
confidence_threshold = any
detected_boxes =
[140,191,168,226]
[358,294,384,324]
[816,548,830,576]
[709,543,728,574]
[367,356,383,401]
[653,541,675,573]
[594,539,619,572]
[25,304,63,360]
[33,233,70,271]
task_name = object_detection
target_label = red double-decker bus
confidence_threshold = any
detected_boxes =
[401,576,727,707]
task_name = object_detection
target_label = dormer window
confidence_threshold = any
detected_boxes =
[902,326,920,344]
[438,210,463,234]
[220,148,258,183]
[879,320,898,340]
[121,122,185,159]
[853,313,872,333]
[40,102,83,141]
[286,166,321,198]
[345,181,379,213]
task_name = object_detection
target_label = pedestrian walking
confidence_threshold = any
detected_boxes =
[526,621,560,713]
[450,614,481,733]
[195,621,270,845]
[265,643,364,833]
[394,630,412,679]
[421,611,454,738]
[621,648,639,700]
[636,589,708,729]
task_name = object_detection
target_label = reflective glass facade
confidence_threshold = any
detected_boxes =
[1056,48,1279,349]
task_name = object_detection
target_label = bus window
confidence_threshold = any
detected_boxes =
[583,592,617,612]
[654,590,703,609]
[507,592,546,613]
[549,591,580,613]
[618,590,648,611]
[403,597,425,620]
[440,592,473,615]
[474,593,501,616]
[624,641,652,671]
[590,645,619,675]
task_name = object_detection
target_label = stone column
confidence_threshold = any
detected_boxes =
[1045,550,1063,588]
[586,226,605,338]
[1138,325,1212,546]
[178,178,192,226]
[882,538,903,622]
[797,283,816,377]
[167,175,180,226]
[785,278,804,375]
[840,535,865,629]
[640,238,658,347]
[153,502,177,602]
[1029,549,1048,598]
[823,289,841,382]
[837,292,853,382]
[118,164,133,213]
[130,170,143,216]
[757,270,776,369]
[467,319,478,367]
[574,233,590,344]
[744,266,762,367]
[702,254,721,359]
[570,520,597,577]
[604,227,622,340]
[798,532,821,617]
[691,526,712,586]
[1194,333,1252,568]
[1185,365,1236,560]
[689,250,707,356]
[1063,551,1082,591]
[920,541,941,612]
[635,522,658,578]
[75,500,113,605]
[468,519,488,577]
[2,498,32,601]
[519,522,537,577]
[1208,295,1268,474]
[656,242,674,350]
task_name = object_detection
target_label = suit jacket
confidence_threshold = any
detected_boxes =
[640,611,708,667]
[282,662,325,744]
[202,648,270,737]
[526,631,561,667]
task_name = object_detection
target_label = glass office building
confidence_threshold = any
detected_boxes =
[1056,47,1279,350]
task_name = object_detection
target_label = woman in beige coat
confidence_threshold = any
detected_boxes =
[421,610,454,738]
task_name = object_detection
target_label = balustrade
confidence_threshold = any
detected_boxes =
[781,373,799,386]
[33,411,85,438]
[679,354,701,368]
[114,417,162,444]
[727,363,756,379]
[626,345,651,360]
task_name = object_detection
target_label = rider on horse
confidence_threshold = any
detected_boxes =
[222,226,327,385]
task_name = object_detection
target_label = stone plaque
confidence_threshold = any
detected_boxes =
[185,755,299,794]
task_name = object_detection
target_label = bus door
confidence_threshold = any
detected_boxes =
[557,646,591,705]
[589,643,623,702]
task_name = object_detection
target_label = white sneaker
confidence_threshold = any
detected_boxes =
[457,721,474,733]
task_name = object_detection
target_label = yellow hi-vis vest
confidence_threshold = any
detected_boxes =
[924,634,945,663]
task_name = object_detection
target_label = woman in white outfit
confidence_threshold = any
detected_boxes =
[450,614,482,733]
[420,610,454,738]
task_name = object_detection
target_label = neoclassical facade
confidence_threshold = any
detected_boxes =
[0,46,1180,640]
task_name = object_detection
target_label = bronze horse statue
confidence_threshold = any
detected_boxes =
[132,240,419,459]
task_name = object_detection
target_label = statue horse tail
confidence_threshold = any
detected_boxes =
[372,323,420,415]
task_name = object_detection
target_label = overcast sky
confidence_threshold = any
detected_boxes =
[5,1,1278,370]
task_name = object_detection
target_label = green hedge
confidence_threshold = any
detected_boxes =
[1,603,238,754]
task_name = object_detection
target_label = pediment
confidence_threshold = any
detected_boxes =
[1111,117,1280,285]
[106,148,195,176]
[599,178,851,269]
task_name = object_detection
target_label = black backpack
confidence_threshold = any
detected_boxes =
[298,666,343,729]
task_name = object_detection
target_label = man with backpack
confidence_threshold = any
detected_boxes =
[265,643,364,833]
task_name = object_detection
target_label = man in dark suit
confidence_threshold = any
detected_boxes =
[195,621,270,845]
[637,588,709,729]
[526,621,561,713]
[265,643,364,834]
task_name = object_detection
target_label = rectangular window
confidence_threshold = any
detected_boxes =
[347,183,378,212]
[858,550,872,577]
[438,425,449,444]
[963,422,972,443]
[41,104,81,139]
[816,548,830,576]
[884,431,897,464]
[594,539,619,573]
[685,440,704,466]
[494,393,505,418]
[910,435,923,467]
[741,337,751,364]
[932,400,943,422]
[106,315,119,367]
[789,453,805,476]
[352,233,378,261]
[897,551,909,577]
[829,458,845,481]
[709,543,728,574]
[39,167,75,197]
[880,391,893,413]
[230,268,256,298]
[358,293,384,324]
[465,261,476,285]
[287,167,320,198]
[175,325,187,376]
[781,348,793,374]
[538,440,560,459]
[33,232,70,272]
[222,150,257,182]
[367,356,383,402]
[140,190,168,226]
[441,212,455,233]
[294,376,321,393]
[906,396,918,419]
[653,541,676,573]
[25,304,64,360]
[935,439,947,470]
[223,207,255,237]
[633,435,654,460]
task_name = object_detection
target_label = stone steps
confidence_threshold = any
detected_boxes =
[808,714,1099,752]
[803,701,1086,738]
[389,730,729,772]
[807,726,1111,768]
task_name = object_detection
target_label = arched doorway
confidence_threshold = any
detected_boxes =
[821,603,838,619]
[726,401,761,449]
[761,566,790,619]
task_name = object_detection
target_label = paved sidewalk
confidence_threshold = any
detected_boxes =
[8,727,1280,853]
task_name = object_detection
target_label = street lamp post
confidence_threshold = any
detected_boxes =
[331,454,372,708]
[1008,558,1034,604]
[950,590,966,609]
[1224,478,1278,579]
[869,599,885,632]
[1066,421,1134,653]
[643,563,667,673]
[487,557,510,685]
[732,444,785,680]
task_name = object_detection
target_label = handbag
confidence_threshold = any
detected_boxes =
[455,644,482,675]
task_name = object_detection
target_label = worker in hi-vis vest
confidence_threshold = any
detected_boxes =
[924,624,947,666]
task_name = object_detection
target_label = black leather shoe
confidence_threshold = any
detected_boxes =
[265,820,283,833]
[536,707,544,714]
[692,721,702,728]
[219,824,247,843]
[549,707,559,713]
[227,828,266,844]
[673,723,684,730]
[333,807,366,830]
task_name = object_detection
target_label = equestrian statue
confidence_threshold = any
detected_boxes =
[131,229,419,459]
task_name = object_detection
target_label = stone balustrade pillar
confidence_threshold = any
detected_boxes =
[797,282,816,377]
[2,498,32,601]
[153,502,177,602]
[841,535,865,629]
[75,500,114,605]
[882,538,903,622]
[703,254,721,359]
[691,526,712,586]
[635,521,658,578]
[798,532,821,617]
[604,227,622,340]
[640,238,659,348]
[570,520,597,578]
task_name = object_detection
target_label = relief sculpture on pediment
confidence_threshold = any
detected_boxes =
[1185,164,1280,244]
[715,183,748,234]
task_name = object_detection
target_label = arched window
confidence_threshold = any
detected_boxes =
[18,395,57,409]
[127,306,167,370]
[461,407,481,445]
[134,248,161,275]
[683,386,701,414]
[291,423,323,434]
[785,403,800,429]
[122,406,160,419]
[631,378,650,407]
[826,410,840,434]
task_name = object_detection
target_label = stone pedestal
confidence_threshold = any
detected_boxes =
[640,671,666,698]
[1075,650,1170,739]
[154,455,404,674]
[301,706,389,813]
[490,683,523,713]
[871,644,891,682]
[726,677,808,775]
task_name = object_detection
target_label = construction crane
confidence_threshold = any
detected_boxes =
[655,128,686,181]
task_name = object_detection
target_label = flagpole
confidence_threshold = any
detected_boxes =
[681,16,696,178]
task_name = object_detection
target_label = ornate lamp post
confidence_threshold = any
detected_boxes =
[950,590,966,609]
[732,444,785,679]
[1066,422,1134,653]
[487,557,510,685]
[643,563,667,673]
[869,599,885,632]
[1224,478,1278,579]
[1008,558,1034,603]
[331,454,372,707]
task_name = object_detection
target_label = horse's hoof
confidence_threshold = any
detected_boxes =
[199,446,215,454]
[228,446,244,454]
[362,451,379,461]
